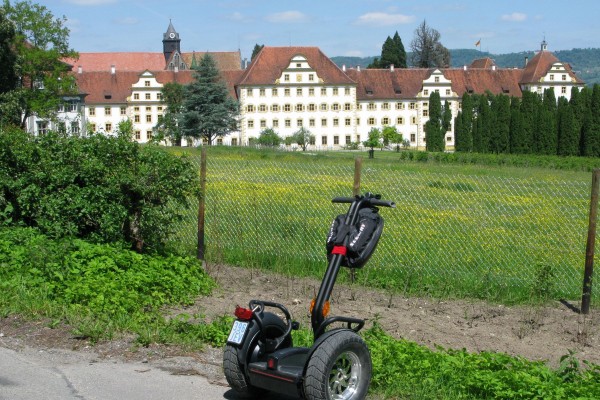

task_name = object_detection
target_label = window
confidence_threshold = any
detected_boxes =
[297,119,303,127]
[346,135,351,144]
[134,93,140,100]
[308,103,316,111]
[90,123,96,132]
[409,102,416,109]
[247,105,255,112]
[147,130,153,140]
[285,119,291,127]
[382,102,390,110]
[146,106,152,112]
[345,118,351,126]
[259,104,267,112]
[446,136,452,142]
[296,63,302,68]
[356,118,360,125]
[345,87,351,96]
[333,88,338,95]
[321,136,327,145]
[247,88,254,97]
[157,106,163,113]
[321,88,327,96]
[271,104,280,112]
[272,88,278,96]
[71,122,80,135]
[105,123,112,132]
[411,116,417,124]
[550,74,554,81]
[562,74,567,81]
[321,118,327,127]
[356,134,360,142]
[145,93,151,100]
[89,108,96,116]
[434,76,440,83]
[146,115,152,123]
[382,117,390,125]
[333,118,339,126]
[284,104,291,112]
[297,88,303,96]
[344,103,352,111]
[134,115,140,122]
[410,134,416,142]
[296,104,304,112]
[105,107,111,116]
[320,103,328,111]
[562,86,567,94]
[37,121,49,135]
[260,120,267,128]
[259,88,265,96]
[135,131,141,140]
[247,120,254,128]
[58,104,66,113]
[423,110,429,117]
[134,106,140,112]
[423,89,429,96]
[232,138,238,146]
[309,74,314,81]
[368,117,376,125]
[397,117,404,125]
[310,136,316,145]
[446,89,451,96]
[273,119,279,128]
[332,103,340,111]
[333,136,339,145]
[120,106,127,115]
[144,80,150,87]
[367,103,376,111]
[396,102,404,110]
[284,74,290,82]
[309,88,315,96]
[285,88,291,96]
[157,93,163,101]
[309,119,315,127]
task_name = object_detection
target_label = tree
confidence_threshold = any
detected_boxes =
[509,97,526,154]
[251,44,264,61]
[410,20,450,68]
[490,94,510,153]
[0,6,17,95]
[455,93,473,152]
[2,0,78,129]
[425,91,444,151]
[291,127,314,151]
[257,128,282,147]
[363,127,381,158]
[557,97,578,156]
[181,54,239,145]
[382,125,402,150]
[581,84,600,157]
[155,82,185,145]
[368,31,407,69]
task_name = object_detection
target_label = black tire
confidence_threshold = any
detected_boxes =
[304,330,372,400]
[223,312,291,397]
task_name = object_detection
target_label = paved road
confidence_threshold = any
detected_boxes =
[0,346,230,400]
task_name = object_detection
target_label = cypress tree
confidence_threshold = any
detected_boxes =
[491,94,510,153]
[454,112,463,151]
[557,97,578,156]
[425,91,444,151]
[478,94,493,153]
[583,84,600,157]
[461,93,474,152]
[520,91,538,154]
[392,31,407,68]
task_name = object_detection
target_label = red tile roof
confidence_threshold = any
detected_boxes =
[520,50,583,84]
[444,68,523,97]
[468,57,497,69]
[345,68,431,100]
[237,46,355,86]
[180,51,242,71]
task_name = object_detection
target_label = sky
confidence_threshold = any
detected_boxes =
[37,0,599,60]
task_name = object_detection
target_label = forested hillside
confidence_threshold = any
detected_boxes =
[331,48,600,85]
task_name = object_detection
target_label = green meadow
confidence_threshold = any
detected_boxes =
[170,147,599,304]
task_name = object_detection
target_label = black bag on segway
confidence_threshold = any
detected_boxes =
[326,207,384,268]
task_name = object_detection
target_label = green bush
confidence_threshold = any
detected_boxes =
[0,129,199,252]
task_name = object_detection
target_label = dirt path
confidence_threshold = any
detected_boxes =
[1,263,598,390]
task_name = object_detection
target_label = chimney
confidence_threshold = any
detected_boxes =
[524,56,529,67]
[390,64,394,72]
[492,65,496,71]
[463,65,467,70]
[357,65,361,72]
[78,66,82,74]
[110,64,115,74]
[342,64,346,72]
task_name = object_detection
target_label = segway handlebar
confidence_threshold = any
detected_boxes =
[332,195,396,208]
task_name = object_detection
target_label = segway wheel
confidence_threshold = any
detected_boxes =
[304,330,372,400]
[223,344,265,397]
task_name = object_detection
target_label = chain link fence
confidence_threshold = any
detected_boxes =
[173,152,595,302]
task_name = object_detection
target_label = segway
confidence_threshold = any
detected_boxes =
[223,192,395,400]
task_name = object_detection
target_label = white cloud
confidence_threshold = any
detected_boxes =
[501,12,527,22]
[265,11,308,23]
[65,0,117,5]
[355,12,415,26]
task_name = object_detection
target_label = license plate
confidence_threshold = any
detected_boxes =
[227,320,249,345]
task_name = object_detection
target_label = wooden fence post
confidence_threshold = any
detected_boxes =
[581,168,599,314]
[197,147,207,264]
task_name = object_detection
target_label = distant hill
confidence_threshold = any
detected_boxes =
[331,48,600,85]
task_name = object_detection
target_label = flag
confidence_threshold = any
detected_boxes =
[475,39,481,47]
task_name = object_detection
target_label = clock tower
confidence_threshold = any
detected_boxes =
[162,20,181,63]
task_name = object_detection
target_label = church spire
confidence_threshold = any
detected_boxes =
[162,20,181,63]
